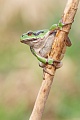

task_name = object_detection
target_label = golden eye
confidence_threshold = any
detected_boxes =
[27,31,33,36]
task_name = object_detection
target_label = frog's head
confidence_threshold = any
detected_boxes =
[20,29,48,47]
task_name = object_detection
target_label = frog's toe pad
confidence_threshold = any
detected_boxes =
[39,62,45,68]
[53,61,63,69]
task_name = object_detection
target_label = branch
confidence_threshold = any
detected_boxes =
[29,0,80,120]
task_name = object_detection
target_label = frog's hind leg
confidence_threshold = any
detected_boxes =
[65,36,72,47]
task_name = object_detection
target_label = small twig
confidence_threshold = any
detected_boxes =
[29,0,80,120]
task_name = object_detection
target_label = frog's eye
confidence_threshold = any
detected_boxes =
[27,31,33,36]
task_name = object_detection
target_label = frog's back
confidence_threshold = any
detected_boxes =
[39,32,56,57]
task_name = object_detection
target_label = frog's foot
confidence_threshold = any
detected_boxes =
[58,19,74,32]
[59,19,74,26]
[39,59,62,69]
[39,61,62,76]
[39,62,54,76]
[43,61,62,76]
[39,57,63,68]
[39,62,45,68]
[53,61,63,69]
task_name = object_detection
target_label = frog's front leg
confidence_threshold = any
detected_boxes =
[39,58,62,69]
[30,47,62,69]
[50,20,73,32]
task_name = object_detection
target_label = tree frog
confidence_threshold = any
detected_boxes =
[20,21,71,71]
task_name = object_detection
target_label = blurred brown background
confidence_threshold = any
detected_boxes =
[0,0,80,120]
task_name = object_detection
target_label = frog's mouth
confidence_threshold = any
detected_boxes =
[21,38,38,43]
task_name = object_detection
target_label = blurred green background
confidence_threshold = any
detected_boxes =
[0,0,80,120]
